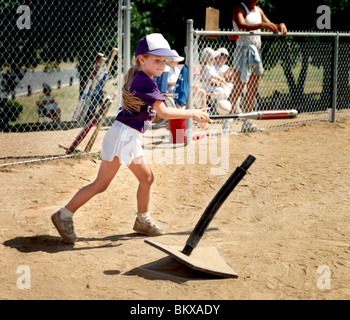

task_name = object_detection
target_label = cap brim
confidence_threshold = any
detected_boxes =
[148,48,178,57]
[169,56,185,62]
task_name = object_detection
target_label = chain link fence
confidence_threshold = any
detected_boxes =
[2,9,350,166]
[185,23,350,136]
[0,0,121,166]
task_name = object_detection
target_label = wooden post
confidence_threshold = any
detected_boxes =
[205,7,220,40]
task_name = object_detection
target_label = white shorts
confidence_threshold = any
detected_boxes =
[102,121,143,166]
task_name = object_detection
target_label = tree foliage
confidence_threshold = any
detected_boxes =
[1,0,349,98]
[130,0,349,55]
[0,0,118,96]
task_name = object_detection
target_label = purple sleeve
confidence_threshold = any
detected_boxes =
[130,72,165,106]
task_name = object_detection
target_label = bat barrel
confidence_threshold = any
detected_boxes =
[181,155,256,256]
[209,109,298,120]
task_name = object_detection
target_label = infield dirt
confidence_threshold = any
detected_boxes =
[1,120,350,299]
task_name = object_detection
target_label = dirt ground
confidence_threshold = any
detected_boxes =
[1,119,350,300]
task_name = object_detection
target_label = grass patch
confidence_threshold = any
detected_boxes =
[12,78,118,126]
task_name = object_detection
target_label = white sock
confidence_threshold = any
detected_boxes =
[137,212,150,222]
[59,207,74,221]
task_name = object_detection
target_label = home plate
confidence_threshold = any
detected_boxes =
[132,156,256,282]
[132,240,237,282]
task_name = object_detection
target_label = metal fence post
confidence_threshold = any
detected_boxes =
[185,19,194,145]
[331,32,339,123]
[117,0,124,106]
[123,0,131,73]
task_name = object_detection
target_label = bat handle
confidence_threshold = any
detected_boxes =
[106,48,118,72]
[181,154,256,256]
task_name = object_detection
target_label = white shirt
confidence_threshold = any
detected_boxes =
[232,2,262,48]
[165,65,180,93]
[202,64,218,92]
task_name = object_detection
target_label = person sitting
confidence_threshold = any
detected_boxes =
[36,83,62,128]
[214,47,234,80]
[200,47,233,103]
[166,50,185,94]
[214,47,241,114]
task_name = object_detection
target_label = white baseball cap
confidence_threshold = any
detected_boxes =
[216,47,229,57]
[135,33,178,58]
[200,47,219,62]
[167,50,185,62]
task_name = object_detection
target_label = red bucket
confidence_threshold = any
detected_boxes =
[168,118,186,143]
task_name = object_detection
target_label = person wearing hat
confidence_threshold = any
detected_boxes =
[215,48,230,75]
[214,48,241,119]
[51,33,210,244]
[36,83,62,128]
[201,47,233,102]
[166,49,184,94]
[215,47,235,81]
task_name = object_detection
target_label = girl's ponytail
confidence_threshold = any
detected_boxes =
[121,57,145,113]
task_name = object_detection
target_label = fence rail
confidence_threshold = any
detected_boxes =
[185,20,350,139]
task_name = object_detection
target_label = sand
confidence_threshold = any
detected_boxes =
[1,119,350,300]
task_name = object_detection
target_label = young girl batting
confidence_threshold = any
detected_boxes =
[51,33,210,244]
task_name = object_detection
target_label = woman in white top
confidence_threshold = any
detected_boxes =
[229,0,287,132]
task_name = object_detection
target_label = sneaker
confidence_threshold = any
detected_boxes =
[51,211,77,244]
[133,217,165,236]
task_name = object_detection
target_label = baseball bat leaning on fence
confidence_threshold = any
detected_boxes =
[84,92,117,152]
[80,47,118,124]
[72,53,104,121]
[59,96,113,154]
[77,57,107,125]
[209,109,298,120]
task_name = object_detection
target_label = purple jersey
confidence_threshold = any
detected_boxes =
[116,71,165,133]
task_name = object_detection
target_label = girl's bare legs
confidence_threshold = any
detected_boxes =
[129,156,164,236]
[66,155,153,214]
[52,157,121,243]
[54,155,162,239]
[128,156,154,214]
[65,157,122,213]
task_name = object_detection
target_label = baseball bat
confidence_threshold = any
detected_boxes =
[84,92,117,152]
[63,97,112,154]
[79,48,118,125]
[77,57,107,124]
[210,109,298,120]
[88,47,118,116]
[72,53,104,121]
[182,155,256,256]
[105,47,118,75]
